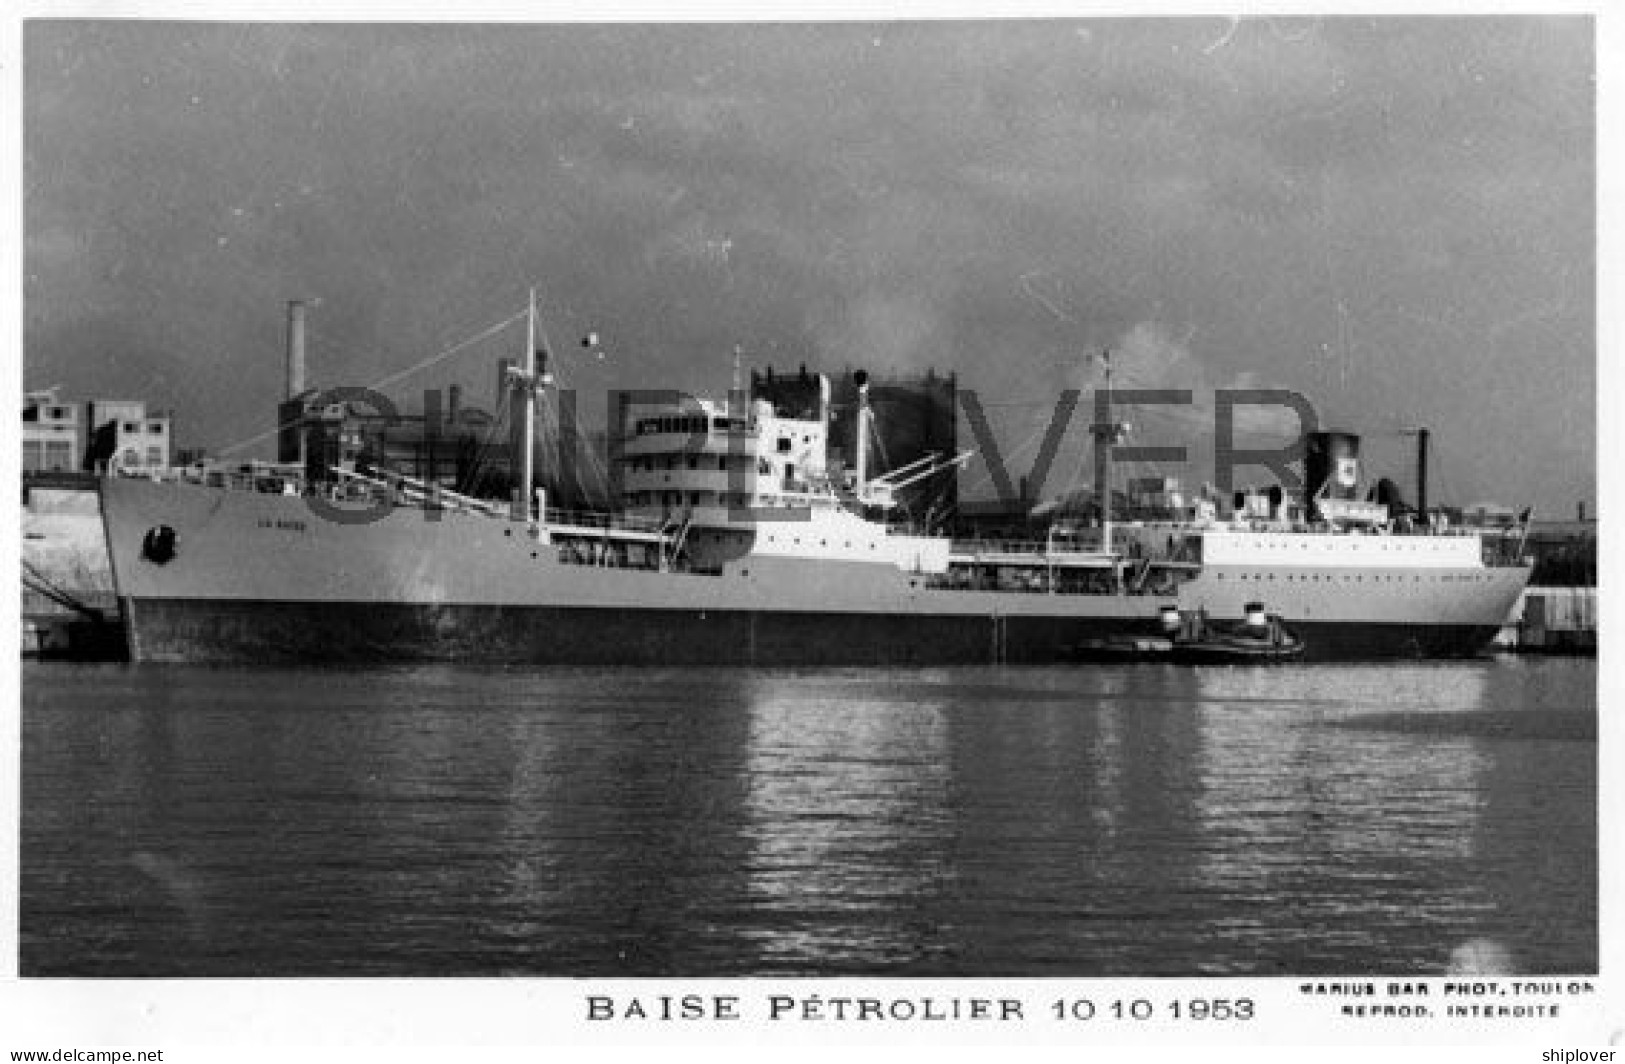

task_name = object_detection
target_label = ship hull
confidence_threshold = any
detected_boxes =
[121,596,1505,665]
[101,478,1529,665]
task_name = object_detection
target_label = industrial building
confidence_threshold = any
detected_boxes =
[83,400,172,474]
[23,389,172,475]
[271,300,621,508]
[22,389,81,473]
[751,364,958,530]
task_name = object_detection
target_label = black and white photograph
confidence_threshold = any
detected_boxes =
[9,5,1610,1054]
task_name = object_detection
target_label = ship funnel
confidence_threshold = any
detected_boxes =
[285,300,308,400]
[1244,602,1269,629]
[1306,431,1361,503]
[1159,604,1182,633]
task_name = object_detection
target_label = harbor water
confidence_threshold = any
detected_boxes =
[20,656,1596,977]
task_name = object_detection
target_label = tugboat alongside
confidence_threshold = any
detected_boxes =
[1076,602,1305,663]
[1168,601,1305,663]
[97,294,1532,666]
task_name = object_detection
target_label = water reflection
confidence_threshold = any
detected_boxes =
[20,658,1596,977]
[740,676,953,971]
[927,665,1214,974]
[479,670,761,973]
[1459,658,1597,973]
[1185,665,1495,973]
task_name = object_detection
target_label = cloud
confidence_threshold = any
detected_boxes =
[22,18,1593,514]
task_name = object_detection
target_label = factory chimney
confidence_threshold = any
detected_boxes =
[285,300,308,400]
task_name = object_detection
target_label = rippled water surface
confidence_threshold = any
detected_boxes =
[20,657,1596,976]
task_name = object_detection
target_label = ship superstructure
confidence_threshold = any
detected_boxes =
[616,369,961,578]
[97,297,1532,665]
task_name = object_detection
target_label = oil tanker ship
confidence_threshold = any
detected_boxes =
[99,298,1531,665]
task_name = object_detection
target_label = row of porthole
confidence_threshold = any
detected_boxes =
[764,534,875,550]
[1218,572,1489,583]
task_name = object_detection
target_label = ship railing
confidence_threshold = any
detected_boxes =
[160,465,306,495]
[553,536,669,571]
[924,566,1189,597]
[948,537,1123,557]
[144,466,677,534]
[142,464,356,500]
[1481,537,1535,569]
[950,538,1050,556]
[879,522,951,540]
[1057,511,1504,538]
[1206,519,1497,539]
[326,471,669,536]
[542,507,667,535]
[326,467,509,518]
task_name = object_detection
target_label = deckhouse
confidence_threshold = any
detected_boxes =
[617,373,952,575]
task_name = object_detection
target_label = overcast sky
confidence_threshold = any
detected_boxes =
[23,17,1593,512]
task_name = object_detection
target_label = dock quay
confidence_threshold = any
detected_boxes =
[1495,586,1596,655]
[22,480,127,660]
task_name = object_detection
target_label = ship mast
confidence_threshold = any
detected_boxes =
[1089,349,1126,556]
[512,288,539,523]
[1102,349,1113,554]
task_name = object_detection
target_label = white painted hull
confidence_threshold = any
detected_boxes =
[100,478,1530,664]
